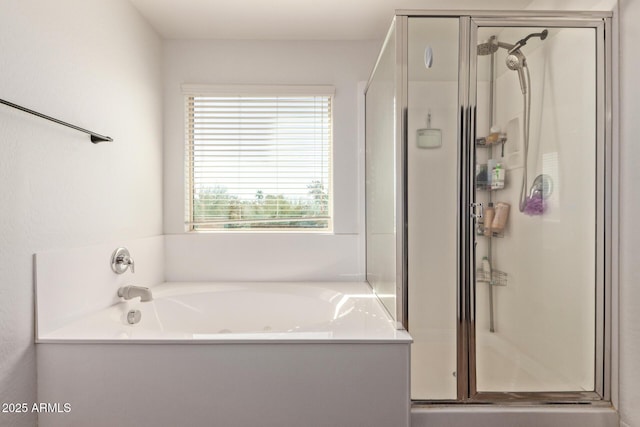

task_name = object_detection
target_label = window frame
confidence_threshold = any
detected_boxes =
[182,84,335,232]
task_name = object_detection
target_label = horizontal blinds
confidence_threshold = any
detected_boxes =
[185,92,332,230]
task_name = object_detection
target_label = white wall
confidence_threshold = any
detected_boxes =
[0,1,163,425]
[617,1,640,426]
[163,40,378,281]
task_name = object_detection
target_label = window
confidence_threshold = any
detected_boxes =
[184,85,333,231]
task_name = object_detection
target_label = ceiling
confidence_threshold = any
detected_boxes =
[128,0,537,41]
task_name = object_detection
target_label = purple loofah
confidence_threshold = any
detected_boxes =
[524,194,546,215]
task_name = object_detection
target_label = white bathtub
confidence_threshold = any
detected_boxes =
[37,282,412,427]
[39,282,409,343]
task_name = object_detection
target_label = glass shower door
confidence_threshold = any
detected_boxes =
[471,21,602,397]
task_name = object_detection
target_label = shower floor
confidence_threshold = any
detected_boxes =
[411,329,584,400]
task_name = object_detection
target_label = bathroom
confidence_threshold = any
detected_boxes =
[0,0,638,426]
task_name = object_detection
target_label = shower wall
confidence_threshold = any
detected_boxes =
[476,27,596,391]
[406,17,460,400]
[407,80,459,399]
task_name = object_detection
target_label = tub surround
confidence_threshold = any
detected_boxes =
[34,236,164,338]
[164,233,363,282]
[34,235,375,340]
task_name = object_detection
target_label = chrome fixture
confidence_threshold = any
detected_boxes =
[127,309,142,325]
[477,30,548,95]
[0,97,112,143]
[504,30,548,95]
[111,247,135,274]
[470,202,484,219]
[117,285,153,302]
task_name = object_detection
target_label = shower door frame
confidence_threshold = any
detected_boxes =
[464,15,612,404]
[391,10,614,405]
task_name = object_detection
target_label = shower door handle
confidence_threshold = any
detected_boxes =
[470,202,484,219]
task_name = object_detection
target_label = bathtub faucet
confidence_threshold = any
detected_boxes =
[117,286,153,302]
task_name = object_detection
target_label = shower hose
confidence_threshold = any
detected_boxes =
[519,65,532,212]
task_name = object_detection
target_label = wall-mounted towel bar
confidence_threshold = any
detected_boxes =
[0,98,112,143]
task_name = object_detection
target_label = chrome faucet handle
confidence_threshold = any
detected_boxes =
[120,255,135,273]
[111,247,135,274]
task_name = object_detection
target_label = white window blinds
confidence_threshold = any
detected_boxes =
[184,85,333,231]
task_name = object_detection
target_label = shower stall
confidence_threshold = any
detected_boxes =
[365,11,613,404]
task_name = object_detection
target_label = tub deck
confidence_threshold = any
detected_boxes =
[38,281,411,344]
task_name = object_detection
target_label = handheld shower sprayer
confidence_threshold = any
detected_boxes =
[504,30,548,94]
[508,29,549,54]
[505,50,528,94]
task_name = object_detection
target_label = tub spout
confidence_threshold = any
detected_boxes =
[117,286,153,302]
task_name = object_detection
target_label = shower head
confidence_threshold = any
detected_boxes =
[477,36,518,56]
[477,36,499,55]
